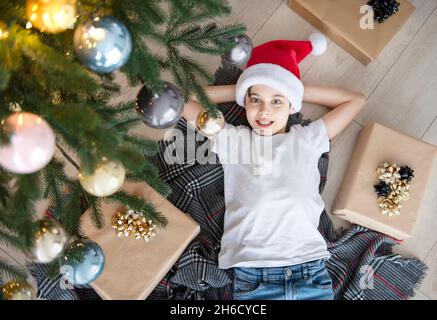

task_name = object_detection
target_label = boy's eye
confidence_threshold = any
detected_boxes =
[250,97,260,103]
[272,99,282,106]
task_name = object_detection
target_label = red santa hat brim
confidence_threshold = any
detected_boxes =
[235,63,304,112]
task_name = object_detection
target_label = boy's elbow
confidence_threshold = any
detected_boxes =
[352,91,366,108]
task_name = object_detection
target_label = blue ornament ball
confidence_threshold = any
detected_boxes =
[60,239,105,285]
[74,16,132,73]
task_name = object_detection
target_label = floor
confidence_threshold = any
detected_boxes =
[1,0,437,300]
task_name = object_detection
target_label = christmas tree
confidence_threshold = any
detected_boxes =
[0,0,245,293]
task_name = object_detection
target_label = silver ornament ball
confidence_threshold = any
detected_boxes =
[135,82,184,129]
[74,16,132,73]
[31,218,68,263]
[222,34,253,66]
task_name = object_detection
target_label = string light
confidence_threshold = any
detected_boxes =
[25,0,77,33]
[0,28,9,39]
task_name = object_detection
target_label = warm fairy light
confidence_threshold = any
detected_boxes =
[26,0,77,33]
[26,21,33,29]
[0,29,9,39]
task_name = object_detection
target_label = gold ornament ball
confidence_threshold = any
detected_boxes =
[196,110,225,137]
[31,218,68,263]
[79,158,125,197]
[1,281,36,300]
[26,0,77,33]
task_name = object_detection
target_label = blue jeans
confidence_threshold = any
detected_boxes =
[233,258,334,300]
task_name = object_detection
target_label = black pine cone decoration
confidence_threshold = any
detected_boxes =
[399,166,414,181]
[374,181,391,197]
[367,0,400,23]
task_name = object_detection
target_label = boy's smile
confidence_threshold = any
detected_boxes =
[255,119,274,128]
[244,84,295,136]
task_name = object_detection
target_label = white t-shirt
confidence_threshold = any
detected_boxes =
[211,119,332,269]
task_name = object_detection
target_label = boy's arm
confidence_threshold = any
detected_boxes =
[302,85,366,140]
[182,84,236,125]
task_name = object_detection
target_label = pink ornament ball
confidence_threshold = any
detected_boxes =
[0,112,56,174]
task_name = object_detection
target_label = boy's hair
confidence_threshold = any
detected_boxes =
[248,86,252,96]
[244,86,252,106]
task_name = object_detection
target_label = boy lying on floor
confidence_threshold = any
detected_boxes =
[181,34,366,300]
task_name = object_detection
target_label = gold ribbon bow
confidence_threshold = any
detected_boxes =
[375,162,412,217]
[111,209,157,242]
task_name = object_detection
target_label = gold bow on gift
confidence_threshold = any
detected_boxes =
[111,209,157,242]
[375,162,412,217]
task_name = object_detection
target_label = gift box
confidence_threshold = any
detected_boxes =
[332,122,437,240]
[288,0,415,65]
[80,182,200,300]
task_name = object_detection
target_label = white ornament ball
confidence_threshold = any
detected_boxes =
[0,112,56,174]
[79,158,125,197]
[31,218,68,263]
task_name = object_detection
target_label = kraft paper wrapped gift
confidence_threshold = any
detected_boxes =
[80,182,200,300]
[289,0,415,65]
[332,122,437,240]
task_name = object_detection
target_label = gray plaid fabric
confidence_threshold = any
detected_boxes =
[29,63,427,300]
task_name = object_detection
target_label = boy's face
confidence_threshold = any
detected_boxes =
[244,84,295,136]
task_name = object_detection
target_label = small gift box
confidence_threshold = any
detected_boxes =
[332,122,437,240]
[80,182,200,300]
[288,0,415,65]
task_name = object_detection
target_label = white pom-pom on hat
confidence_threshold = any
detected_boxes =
[309,32,327,56]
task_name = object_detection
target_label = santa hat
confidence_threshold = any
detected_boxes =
[235,33,327,112]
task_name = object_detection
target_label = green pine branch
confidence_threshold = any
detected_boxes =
[0,0,246,282]
[0,260,28,284]
[107,190,168,227]
[87,195,105,230]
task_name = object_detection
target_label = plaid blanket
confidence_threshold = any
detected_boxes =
[30,64,427,300]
